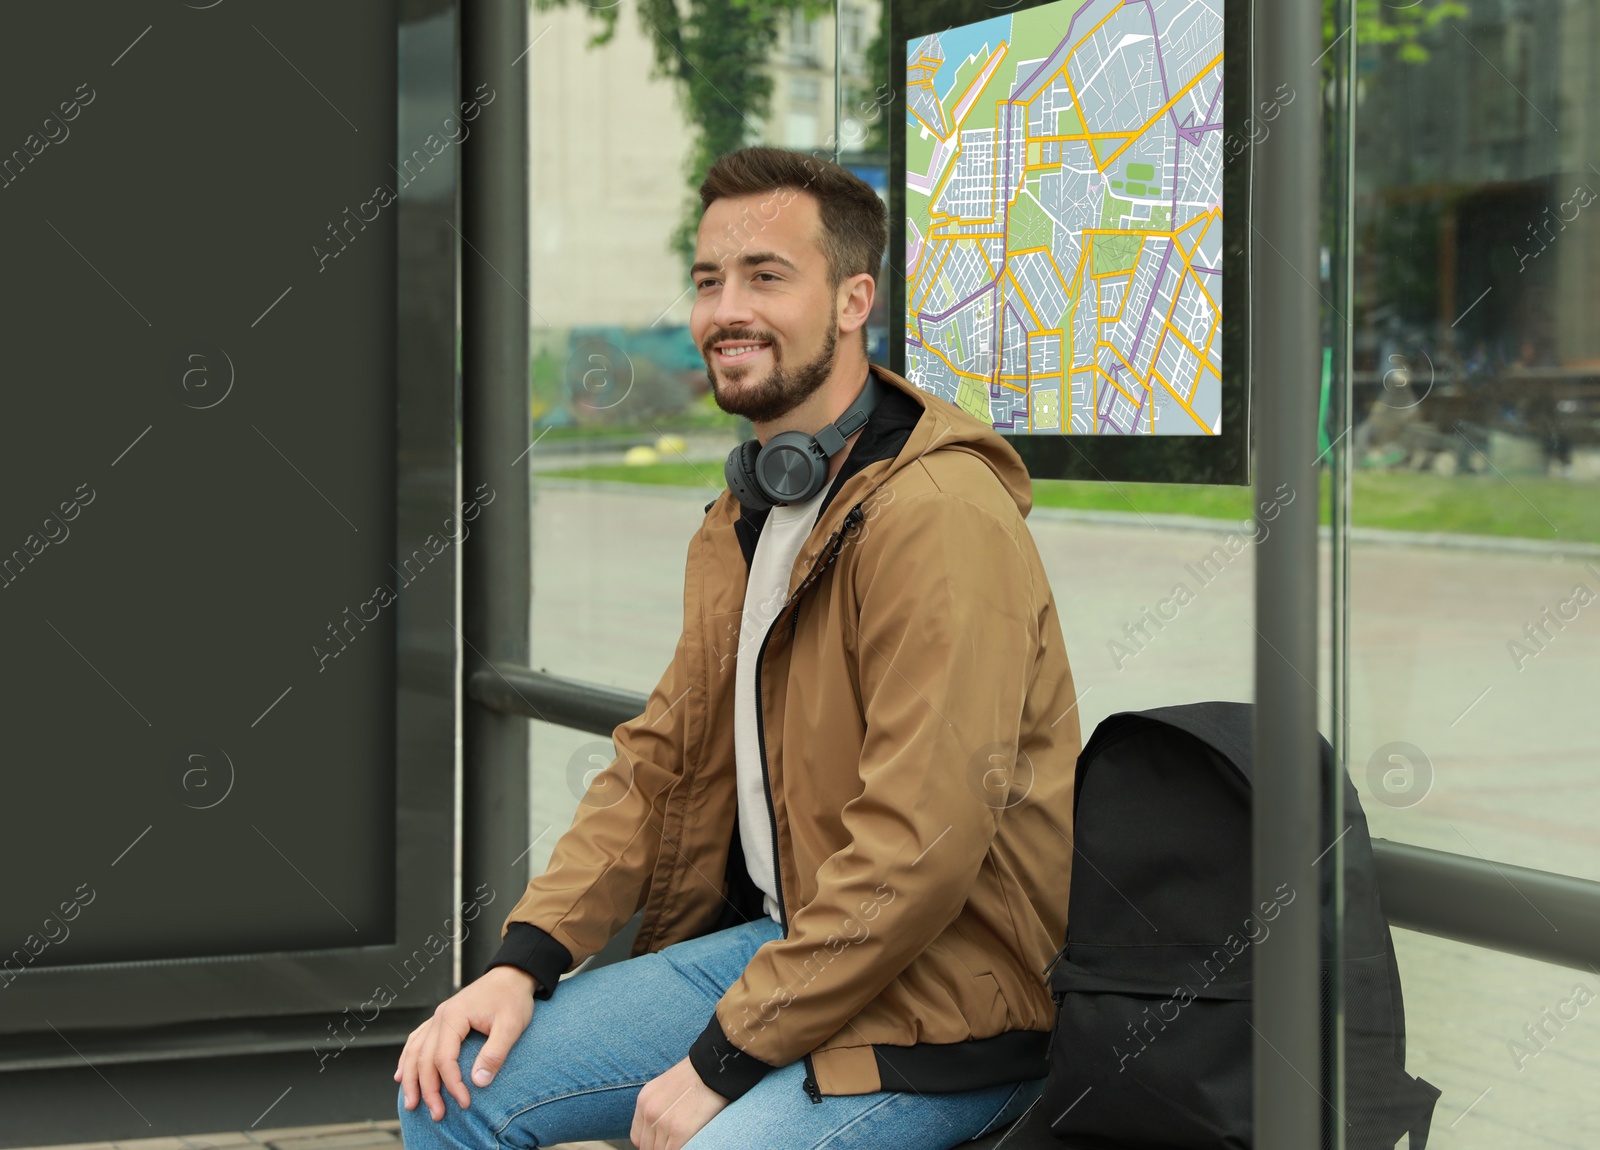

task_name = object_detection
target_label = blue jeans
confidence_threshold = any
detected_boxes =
[396,915,1044,1149]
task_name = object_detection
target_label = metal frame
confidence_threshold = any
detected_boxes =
[886,0,1253,485]
[1,0,460,1039]
[1328,0,1359,1143]
[1250,0,1326,1143]
[0,0,465,1138]
[460,0,532,985]
[472,665,1600,975]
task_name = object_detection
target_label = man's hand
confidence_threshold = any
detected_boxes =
[395,965,536,1120]
[630,1055,730,1149]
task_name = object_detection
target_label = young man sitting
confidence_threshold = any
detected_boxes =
[396,146,1081,1150]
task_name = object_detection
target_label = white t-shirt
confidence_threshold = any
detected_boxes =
[733,485,829,924]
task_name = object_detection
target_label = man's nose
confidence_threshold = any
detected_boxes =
[711,277,754,329]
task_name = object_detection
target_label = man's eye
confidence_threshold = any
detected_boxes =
[755,273,779,282]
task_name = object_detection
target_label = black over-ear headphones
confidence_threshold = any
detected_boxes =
[724,371,881,511]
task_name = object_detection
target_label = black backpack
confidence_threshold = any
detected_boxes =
[1028,701,1440,1149]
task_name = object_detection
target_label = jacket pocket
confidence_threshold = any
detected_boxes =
[972,971,1006,1026]
[938,934,1010,1029]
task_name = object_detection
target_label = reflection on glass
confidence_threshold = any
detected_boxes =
[1341,3,1600,1144]
[524,0,870,871]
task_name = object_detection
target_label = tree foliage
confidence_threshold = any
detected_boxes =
[1324,0,1469,67]
[533,0,1466,273]
[531,0,832,266]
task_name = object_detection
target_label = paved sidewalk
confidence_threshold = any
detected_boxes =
[19,1119,628,1150]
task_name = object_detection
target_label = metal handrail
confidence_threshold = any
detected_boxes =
[472,663,1600,975]
[1372,838,1600,973]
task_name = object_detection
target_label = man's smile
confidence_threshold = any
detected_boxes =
[713,339,772,366]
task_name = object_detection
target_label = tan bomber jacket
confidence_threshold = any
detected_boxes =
[489,362,1081,1104]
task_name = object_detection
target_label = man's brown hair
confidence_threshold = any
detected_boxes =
[698,146,888,320]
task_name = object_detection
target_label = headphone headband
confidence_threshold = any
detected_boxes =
[724,371,881,511]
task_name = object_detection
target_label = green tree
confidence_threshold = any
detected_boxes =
[1323,0,1468,69]
[530,0,833,266]
[532,0,1465,271]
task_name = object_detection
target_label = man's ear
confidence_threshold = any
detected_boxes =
[836,271,875,336]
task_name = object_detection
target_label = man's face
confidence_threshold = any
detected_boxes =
[689,189,840,425]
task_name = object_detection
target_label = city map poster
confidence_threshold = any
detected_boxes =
[905,0,1225,438]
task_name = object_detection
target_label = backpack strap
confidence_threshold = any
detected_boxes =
[1404,1074,1442,1149]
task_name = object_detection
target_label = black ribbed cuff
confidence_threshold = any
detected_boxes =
[688,1009,779,1103]
[485,922,573,1000]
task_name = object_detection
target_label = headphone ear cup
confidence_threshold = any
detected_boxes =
[725,439,772,511]
[758,431,825,506]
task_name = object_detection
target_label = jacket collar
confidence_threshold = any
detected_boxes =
[717,362,1035,568]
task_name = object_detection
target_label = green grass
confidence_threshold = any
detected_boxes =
[1346,472,1595,542]
[536,465,1600,544]
[1031,478,1255,519]
[545,460,728,487]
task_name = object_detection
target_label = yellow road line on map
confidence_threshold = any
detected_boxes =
[1081,228,1176,239]
[1101,340,1145,383]
[1143,363,1207,432]
[1044,247,1070,298]
[1157,231,1197,338]
[925,342,992,382]
[1033,132,1134,142]
[1006,266,1044,328]
[1094,363,1141,407]
[911,241,951,312]
[928,139,961,209]
[1066,243,1091,400]
[1060,67,1102,170]
[1165,321,1208,363]
[1189,263,1220,316]
[1099,275,1130,322]
[1069,5,1124,63]
[950,43,1009,137]
[1161,364,1211,433]
[908,105,945,143]
[1099,54,1223,169]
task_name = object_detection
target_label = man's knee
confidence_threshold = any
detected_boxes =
[395,1035,503,1146]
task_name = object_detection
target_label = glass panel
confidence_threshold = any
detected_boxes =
[1347,0,1600,884]
[1338,1,1600,1144]
[1391,931,1600,1147]
[523,0,1260,866]
[523,0,847,874]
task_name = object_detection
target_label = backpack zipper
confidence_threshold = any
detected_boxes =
[752,501,866,1105]
[1042,940,1069,982]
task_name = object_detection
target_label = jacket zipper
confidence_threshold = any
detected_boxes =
[802,1051,823,1102]
[785,504,866,640]
[753,501,866,1105]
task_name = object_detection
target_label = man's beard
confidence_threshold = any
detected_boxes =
[705,312,839,424]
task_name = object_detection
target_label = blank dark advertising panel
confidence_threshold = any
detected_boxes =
[0,0,458,1035]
